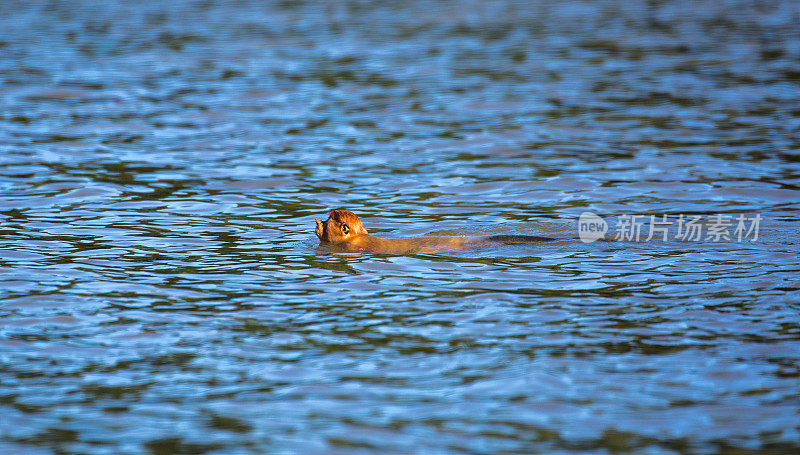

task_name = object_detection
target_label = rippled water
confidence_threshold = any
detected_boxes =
[2,0,800,453]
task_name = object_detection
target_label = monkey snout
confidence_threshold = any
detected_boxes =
[315,219,324,240]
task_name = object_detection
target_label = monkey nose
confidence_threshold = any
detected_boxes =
[315,219,323,238]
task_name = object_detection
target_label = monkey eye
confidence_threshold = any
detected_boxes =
[341,222,349,235]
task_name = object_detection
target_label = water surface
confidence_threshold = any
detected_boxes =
[1,0,799,453]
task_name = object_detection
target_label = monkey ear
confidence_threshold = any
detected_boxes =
[341,222,349,235]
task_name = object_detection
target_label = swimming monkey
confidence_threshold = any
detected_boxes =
[315,209,560,254]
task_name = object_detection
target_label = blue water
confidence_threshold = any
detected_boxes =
[1,0,799,453]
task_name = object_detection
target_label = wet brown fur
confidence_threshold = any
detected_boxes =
[315,209,555,254]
